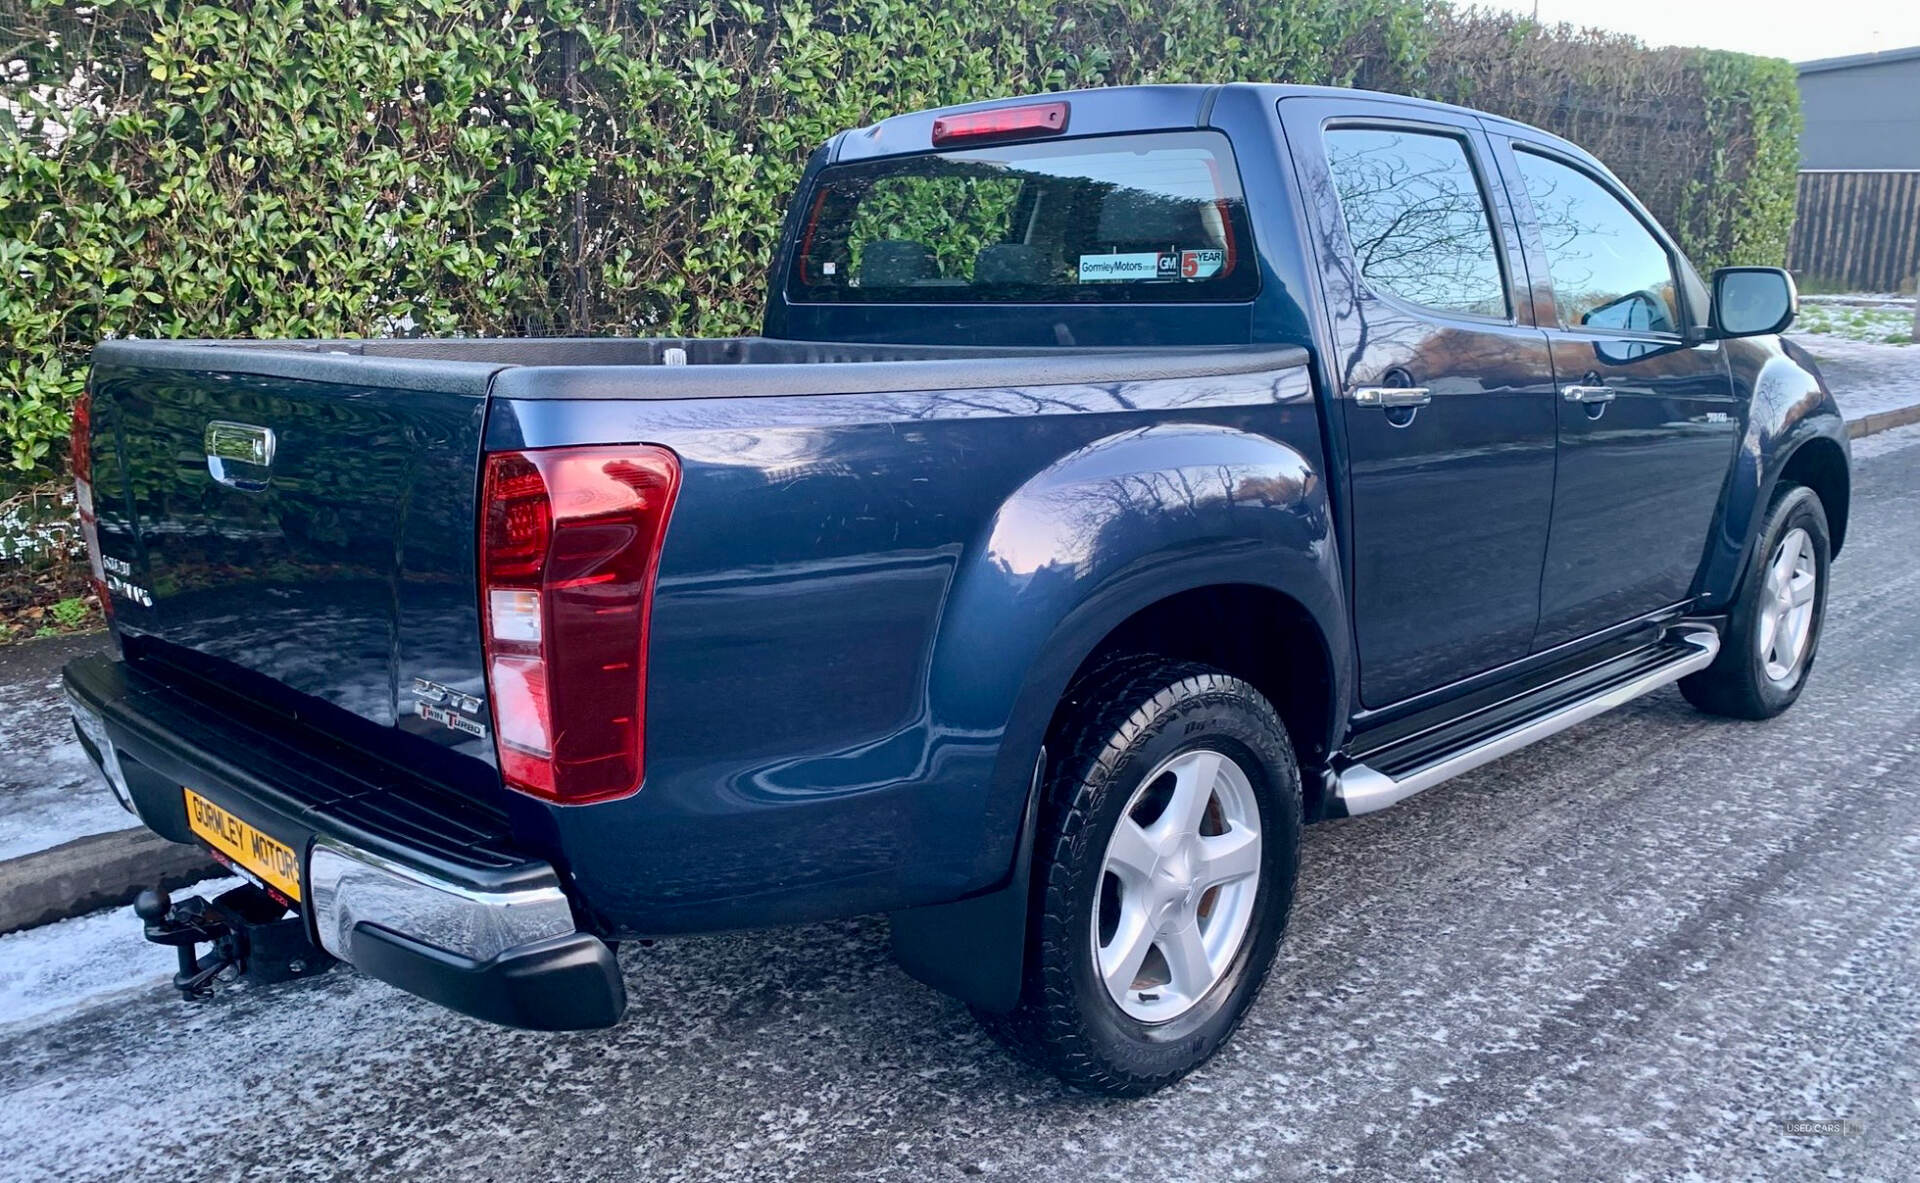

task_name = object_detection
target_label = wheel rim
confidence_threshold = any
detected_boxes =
[1092,747,1262,1024]
[1757,526,1818,684]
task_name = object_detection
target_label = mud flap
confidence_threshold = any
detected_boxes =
[888,749,1044,1014]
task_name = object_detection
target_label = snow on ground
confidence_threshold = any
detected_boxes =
[0,485,82,565]
[1850,420,1920,461]
[0,638,131,861]
[1795,296,1914,345]
[1789,333,1920,422]
[0,880,240,1028]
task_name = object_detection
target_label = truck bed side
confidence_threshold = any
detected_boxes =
[484,347,1341,933]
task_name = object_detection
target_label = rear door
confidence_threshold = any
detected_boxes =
[1280,96,1558,707]
[1489,136,1740,650]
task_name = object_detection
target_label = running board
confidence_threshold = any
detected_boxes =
[1331,625,1720,817]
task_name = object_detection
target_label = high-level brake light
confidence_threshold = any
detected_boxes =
[479,446,681,805]
[931,102,1070,146]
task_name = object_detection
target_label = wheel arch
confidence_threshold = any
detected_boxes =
[1777,434,1850,557]
[1710,427,1853,609]
[1694,337,1851,611]
[925,423,1349,888]
[1050,583,1340,812]
[893,422,1350,1012]
[898,574,1346,1014]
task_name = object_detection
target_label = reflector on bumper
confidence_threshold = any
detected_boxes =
[67,689,133,815]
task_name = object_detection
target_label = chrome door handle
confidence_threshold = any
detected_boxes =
[1352,386,1432,408]
[1562,384,1616,403]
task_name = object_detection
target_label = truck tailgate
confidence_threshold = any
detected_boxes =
[86,342,500,756]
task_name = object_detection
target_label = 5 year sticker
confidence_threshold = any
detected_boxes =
[1181,249,1225,279]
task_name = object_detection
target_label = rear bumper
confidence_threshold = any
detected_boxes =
[305,841,624,1030]
[63,653,625,1031]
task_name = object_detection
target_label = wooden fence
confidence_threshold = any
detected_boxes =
[1788,170,1920,293]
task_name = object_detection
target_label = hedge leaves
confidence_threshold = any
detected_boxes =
[0,0,1799,477]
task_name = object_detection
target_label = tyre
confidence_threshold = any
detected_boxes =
[976,659,1301,1095]
[1681,483,1831,720]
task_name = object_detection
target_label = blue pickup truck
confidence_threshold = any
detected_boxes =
[65,83,1848,1095]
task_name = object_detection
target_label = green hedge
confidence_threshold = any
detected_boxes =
[0,0,1799,479]
[1407,14,1804,275]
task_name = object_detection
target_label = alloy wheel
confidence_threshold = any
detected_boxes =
[1757,526,1818,684]
[1092,748,1262,1023]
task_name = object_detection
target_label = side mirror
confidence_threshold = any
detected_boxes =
[1710,267,1797,338]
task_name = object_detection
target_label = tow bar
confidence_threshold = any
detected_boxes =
[135,883,336,1000]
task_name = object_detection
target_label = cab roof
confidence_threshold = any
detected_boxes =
[828,82,1578,165]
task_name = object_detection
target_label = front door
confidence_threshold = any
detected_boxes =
[1494,139,1741,651]
[1281,98,1559,707]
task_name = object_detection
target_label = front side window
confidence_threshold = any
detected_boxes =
[786,131,1257,304]
[1322,127,1509,319]
[1512,149,1681,334]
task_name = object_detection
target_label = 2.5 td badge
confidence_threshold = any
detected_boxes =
[409,677,488,739]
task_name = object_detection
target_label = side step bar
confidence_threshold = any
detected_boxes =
[1331,625,1720,817]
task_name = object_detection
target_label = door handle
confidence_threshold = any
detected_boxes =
[1561,384,1616,403]
[1353,386,1432,408]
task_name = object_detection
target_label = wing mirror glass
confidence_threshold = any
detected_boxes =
[1710,267,1797,338]
[1581,289,1676,334]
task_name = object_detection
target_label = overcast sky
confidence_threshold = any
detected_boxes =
[1473,0,1920,63]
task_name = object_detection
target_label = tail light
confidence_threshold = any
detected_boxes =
[69,389,114,629]
[479,446,681,805]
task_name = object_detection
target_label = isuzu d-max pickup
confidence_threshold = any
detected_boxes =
[65,83,1849,1094]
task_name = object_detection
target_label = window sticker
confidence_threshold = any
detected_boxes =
[1079,250,1226,282]
[1078,252,1164,282]
[1181,249,1225,279]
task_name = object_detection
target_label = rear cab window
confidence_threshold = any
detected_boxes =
[786,131,1258,304]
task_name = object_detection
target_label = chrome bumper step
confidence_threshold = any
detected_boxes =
[1332,625,1720,817]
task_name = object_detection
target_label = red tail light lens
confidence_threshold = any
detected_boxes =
[930,101,1069,146]
[479,446,681,805]
[69,389,114,628]
[70,390,92,486]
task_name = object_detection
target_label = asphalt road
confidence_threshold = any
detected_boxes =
[4,427,1919,1181]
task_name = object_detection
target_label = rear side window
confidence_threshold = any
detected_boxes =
[1322,127,1509,319]
[786,131,1257,304]
[1511,149,1680,335]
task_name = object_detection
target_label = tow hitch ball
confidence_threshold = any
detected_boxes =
[135,884,336,1000]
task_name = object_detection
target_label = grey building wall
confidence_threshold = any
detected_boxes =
[1797,49,1920,170]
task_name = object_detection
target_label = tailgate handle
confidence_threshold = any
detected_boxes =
[205,421,277,492]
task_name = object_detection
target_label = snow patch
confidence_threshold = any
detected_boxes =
[1792,334,1920,423]
[0,668,132,861]
[1851,422,1920,461]
[0,882,238,1028]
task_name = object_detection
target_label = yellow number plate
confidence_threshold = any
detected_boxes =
[183,788,302,902]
